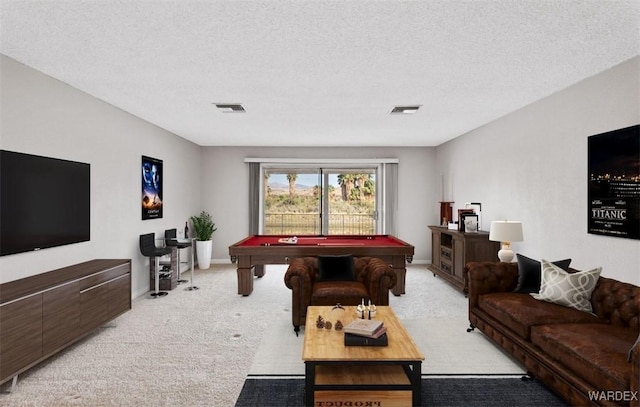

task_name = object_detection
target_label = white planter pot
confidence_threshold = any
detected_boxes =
[195,240,212,270]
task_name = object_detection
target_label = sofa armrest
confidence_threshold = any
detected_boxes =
[284,257,317,307]
[355,257,397,306]
[465,261,519,308]
[630,331,640,407]
[284,257,317,291]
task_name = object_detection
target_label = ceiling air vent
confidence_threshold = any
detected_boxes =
[214,103,246,113]
[389,105,421,115]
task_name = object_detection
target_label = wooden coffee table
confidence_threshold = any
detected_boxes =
[302,305,424,407]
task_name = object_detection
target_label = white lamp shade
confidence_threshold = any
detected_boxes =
[489,221,523,243]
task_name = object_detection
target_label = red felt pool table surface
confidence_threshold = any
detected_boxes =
[228,234,414,296]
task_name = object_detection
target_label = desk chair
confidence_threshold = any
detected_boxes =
[164,228,191,284]
[139,233,171,298]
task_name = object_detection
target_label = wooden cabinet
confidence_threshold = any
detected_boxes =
[0,295,43,381]
[0,259,131,387]
[43,282,80,355]
[428,226,499,294]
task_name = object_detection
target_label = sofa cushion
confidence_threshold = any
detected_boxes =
[531,323,637,392]
[317,254,355,282]
[514,254,571,293]
[532,260,601,312]
[311,281,368,306]
[479,292,602,340]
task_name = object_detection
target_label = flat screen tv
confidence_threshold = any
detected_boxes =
[1,150,90,256]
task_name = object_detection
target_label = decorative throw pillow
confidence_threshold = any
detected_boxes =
[317,255,355,282]
[514,254,572,293]
[531,260,601,313]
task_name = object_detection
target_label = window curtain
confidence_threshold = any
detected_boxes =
[383,163,398,235]
[248,162,260,235]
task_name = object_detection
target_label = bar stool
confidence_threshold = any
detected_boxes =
[139,233,171,298]
[164,228,190,284]
[185,238,199,291]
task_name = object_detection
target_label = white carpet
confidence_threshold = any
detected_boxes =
[249,265,524,377]
[0,264,523,407]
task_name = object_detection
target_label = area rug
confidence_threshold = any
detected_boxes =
[234,377,569,407]
[249,315,525,376]
[248,265,524,376]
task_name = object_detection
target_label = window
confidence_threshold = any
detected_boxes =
[247,159,397,236]
[263,168,377,235]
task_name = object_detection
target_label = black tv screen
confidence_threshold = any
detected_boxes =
[0,150,90,256]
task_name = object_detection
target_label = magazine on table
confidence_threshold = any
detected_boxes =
[343,319,385,338]
[344,332,388,346]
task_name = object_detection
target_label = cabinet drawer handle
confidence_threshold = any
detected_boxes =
[80,274,129,294]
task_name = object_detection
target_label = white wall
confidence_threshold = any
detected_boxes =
[200,146,437,264]
[435,56,640,285]
[3,52,637,294]
[0,55,202,297]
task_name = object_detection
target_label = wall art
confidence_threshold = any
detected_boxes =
[142,155,163,220]
[588,125,639,239]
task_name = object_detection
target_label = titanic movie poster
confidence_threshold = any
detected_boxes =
[142,156,163,220]
[588,125,640,239]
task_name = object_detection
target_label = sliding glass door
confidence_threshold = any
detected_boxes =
[262,166,377,235]
[324,169,376,234]
[263,169,322,234]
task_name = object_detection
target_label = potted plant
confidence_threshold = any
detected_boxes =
[190,211,217,269]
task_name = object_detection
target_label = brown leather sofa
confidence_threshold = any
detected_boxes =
[465,261,640,407]
[284,256,397,334]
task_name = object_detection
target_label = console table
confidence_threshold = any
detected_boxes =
[428,226,499,294]
[0,259,131,390]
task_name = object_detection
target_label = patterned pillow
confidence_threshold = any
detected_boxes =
[531,260,601,312]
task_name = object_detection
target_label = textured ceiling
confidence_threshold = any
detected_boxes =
[1,1,638,147]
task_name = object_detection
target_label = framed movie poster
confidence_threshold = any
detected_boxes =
[588,125,639,239]
[142,155,163,220]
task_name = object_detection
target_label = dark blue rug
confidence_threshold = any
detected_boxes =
[235,376,570,407]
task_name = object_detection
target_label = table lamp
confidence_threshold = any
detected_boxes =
[489,221,523,262]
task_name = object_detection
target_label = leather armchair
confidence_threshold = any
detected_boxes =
[284,256,397,334]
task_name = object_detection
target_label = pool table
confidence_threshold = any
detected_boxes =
[228,234,414,296]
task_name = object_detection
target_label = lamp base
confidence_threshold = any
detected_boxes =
[497,247,514,263]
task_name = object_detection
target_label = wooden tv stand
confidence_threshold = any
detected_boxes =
[0,259,131,390]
